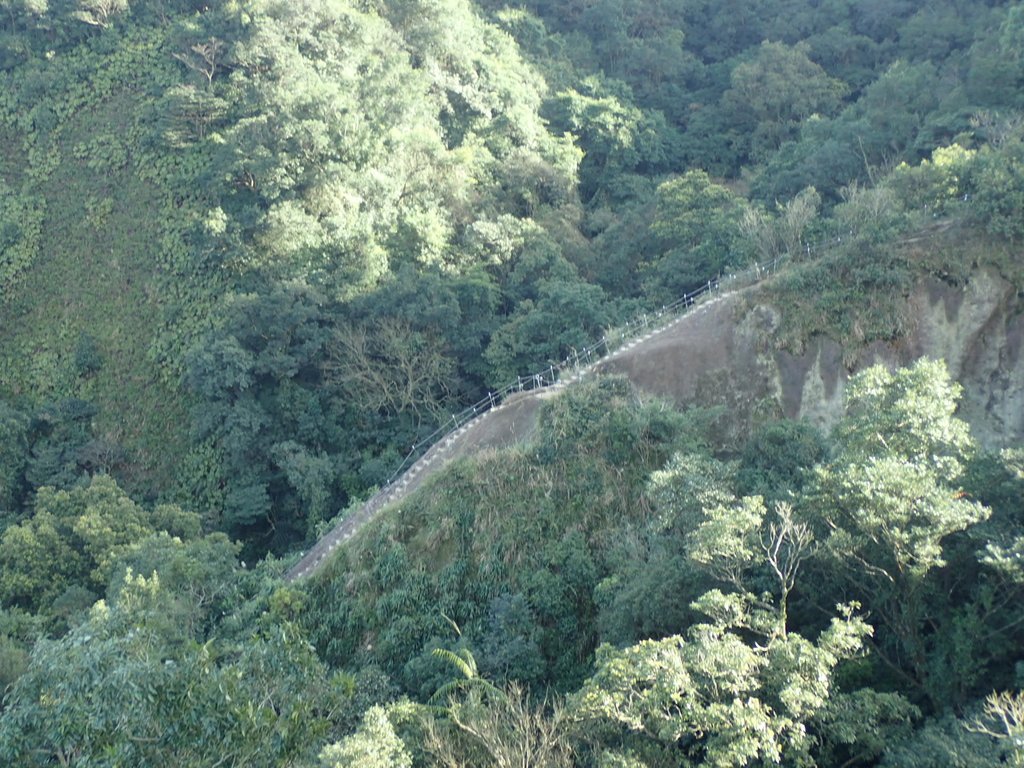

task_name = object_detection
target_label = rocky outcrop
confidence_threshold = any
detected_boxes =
[288,264,1024,580]
[596,266,1024,449]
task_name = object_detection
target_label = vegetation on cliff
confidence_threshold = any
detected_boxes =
[2,0,1024,764]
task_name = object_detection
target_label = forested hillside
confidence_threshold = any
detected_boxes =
[2,0,1024,765]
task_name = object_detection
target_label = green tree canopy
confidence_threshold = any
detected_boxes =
[0,570,345,767]
[721,41,846,163]
[643,169,749,301]
[0,475,201,614]
[804,359,992,707]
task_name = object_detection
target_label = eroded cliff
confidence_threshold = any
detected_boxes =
[597,266,1024,449]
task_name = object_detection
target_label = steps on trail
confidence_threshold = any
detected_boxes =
[282,289,741,583]
[282,221,963,582]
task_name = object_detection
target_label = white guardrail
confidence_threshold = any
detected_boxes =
[285,224,908,581]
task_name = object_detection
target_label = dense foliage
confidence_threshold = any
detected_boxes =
[1,0,1023,557]
[2,0,1024,764]
[3,363,1023,766]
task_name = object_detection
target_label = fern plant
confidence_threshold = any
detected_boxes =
[428,646,506,712]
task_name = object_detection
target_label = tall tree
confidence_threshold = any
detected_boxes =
[804,360,991,707]
[644,169,749,301]
[0,571,344,767]
[720,41,846,163]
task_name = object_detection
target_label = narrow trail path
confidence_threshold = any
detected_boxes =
[283,286,745,582]
[282,216,968,582]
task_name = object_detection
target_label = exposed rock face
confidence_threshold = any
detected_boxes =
[290,267,1024,579]
[595,268,1024,449]
[923,269,1024,449]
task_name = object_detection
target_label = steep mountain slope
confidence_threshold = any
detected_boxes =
[3,0,1022,561]
[0,28,194,493]
[291,221,1024,581]
[602,248,1024,450]
[0,0,589,550]
[5,2,1024,765]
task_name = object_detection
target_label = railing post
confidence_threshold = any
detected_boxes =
[287,219,889,579]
